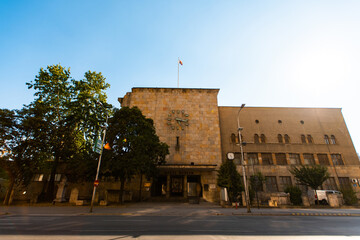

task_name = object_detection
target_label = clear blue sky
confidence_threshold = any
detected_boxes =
[0,1,359,154]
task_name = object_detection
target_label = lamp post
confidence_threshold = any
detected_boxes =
[237,104,251,213]
[90,107,109,213]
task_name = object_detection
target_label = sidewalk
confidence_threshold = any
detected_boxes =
[1,202,360,216]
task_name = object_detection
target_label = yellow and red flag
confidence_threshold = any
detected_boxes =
[179,60,183,65]
[104,143,111,150]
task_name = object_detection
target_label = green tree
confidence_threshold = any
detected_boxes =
[0,109,40,205]
[284,185,303,205]
[217,160,243,203]
[290,165,330,190]
[25,64,111,201]
[103,107,169,203]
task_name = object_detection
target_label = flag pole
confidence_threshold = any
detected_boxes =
[177,58,179,88]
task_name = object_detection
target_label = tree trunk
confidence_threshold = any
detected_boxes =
[44,156,59,202]
[138,173,143,202]
[119,176,125,204]
[3,177,15,206]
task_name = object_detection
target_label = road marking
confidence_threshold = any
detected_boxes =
[103,219,151,222]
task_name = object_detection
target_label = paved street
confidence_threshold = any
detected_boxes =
[1,203,360,239]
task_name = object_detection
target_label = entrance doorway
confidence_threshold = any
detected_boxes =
[151,175,167,197]
[171,176,183,196]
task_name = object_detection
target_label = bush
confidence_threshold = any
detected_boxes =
[284,185,302,205]
[341,186,358,205]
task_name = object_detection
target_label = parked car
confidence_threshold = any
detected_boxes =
[313,190,342,205]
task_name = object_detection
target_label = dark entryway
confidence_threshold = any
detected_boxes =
[151,175,167,197]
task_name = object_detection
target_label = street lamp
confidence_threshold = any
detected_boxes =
[90,104,109,213]
[237,103,251,213]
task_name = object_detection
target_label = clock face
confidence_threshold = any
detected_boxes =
[167,110,189,130]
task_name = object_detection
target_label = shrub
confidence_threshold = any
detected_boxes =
[284,185,302,205]
[341,185,358,205]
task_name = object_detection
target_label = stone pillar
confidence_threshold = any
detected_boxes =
[54,177,67,203]
[166,174,170,199]
[183,175,188,198]
[272,153,277,165]
[69,188,79,204]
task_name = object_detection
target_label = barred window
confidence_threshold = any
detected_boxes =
[278,134,283,143]
[247,153,259,165]
[324,135,330,144]
[261,153,273,165]
[330,135,336,144]
[303,154,315,165]
[331,154,344,165]
[338,177,350,188]
[307,135,313,144]
[318,154,330,166]
[275,153,287,165]
[284,134,290,143]
[265,176,278,192]
[260,134,266,143]
[254,134,260,143]
[323,177,337,190]
[279,176,292,190]
[289,153,301,165]
[301,134,306,144]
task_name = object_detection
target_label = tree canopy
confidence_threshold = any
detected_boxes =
[2,64,113,202]
[217,160,243,202]
[103,107,169,203]
[290,165,330,190]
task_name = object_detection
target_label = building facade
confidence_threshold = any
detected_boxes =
[119,87,360,202]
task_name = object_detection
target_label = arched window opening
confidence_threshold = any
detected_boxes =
[324,135,329,144]
[284,134,290,143]
[278,134,283,143]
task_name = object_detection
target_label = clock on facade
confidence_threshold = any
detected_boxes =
[167,110,189,130]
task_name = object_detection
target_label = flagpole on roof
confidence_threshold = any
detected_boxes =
[178,58,183,88]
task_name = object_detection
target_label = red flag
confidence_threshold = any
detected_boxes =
[104,143,111,150]
[179,60,183,65]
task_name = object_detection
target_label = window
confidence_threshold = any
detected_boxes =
[47,174,61,182]
[331,154,344,165]
[289,153,301,165]
[33,174,44,181]
[323,177,337,190]
[247,153,259,165]
[330,135,336,144]
[284,134,290,143]
[176,136,180,151]
[278,134,283,143]
[275,153,287,165]
[254,134,260,143]
[255,119,259,124]
[301,135,306,144]
[318,154,330,166]
[324,135,330,144]
[260,134,266,143]
[265,176,278,192]
[307,135,313,143]
[279,176,292,190]
[338,177,350,188]
[231,133,237,144]
[303,154,315,165]
[261,153,273,165]
[234,153,241,165]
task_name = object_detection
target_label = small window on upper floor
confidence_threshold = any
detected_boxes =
[330,135,336,144]
[278,134,283,143]
[260,134,266,143]
[307,134,313,144]
[301,134,306,144]
[284,134,290,143]
[324,135,330,144]
[254,134,260,143]
[231,133,237,144]
[331,154,344,165]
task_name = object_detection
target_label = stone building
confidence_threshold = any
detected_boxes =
[16,87,359,204]
[119,87,360,203]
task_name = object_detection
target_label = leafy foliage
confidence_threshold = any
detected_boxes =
[217,160,243,202]
[290,165,330,190]
[284,185,303,205]
[103,107,169,203]
[22,64,111,201]
[341,184,358,205]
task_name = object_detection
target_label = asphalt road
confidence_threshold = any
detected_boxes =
[1,214,360,238]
